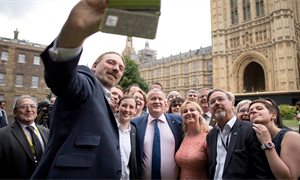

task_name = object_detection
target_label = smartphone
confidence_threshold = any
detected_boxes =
[99,0,161,39]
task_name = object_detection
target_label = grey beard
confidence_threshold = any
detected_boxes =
[214,111,226,120]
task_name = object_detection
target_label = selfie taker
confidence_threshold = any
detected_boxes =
[31,0,126,179]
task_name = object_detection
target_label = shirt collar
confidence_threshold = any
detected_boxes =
[116,119,131,132]
[216,116,237,132]
[148,113,167,124]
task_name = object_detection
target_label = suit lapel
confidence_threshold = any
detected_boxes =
[11,121,35,162]
[209,127,218,176]
[223,120,242,173]
[138,115,148,151]
[165,114,181,151]
[37,125,48,145]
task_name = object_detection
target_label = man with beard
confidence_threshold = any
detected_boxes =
[206,89,274,179]
[32,0,125,178]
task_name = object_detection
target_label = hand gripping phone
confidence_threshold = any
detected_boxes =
[99,0,161,39]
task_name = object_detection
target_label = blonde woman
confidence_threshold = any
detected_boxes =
[175,101,209,179]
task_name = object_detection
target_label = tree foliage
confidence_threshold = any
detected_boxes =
[119,56,149,92]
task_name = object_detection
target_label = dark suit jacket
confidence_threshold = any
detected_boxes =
[31,43,122,179]
[129,124,138,179]
[206,119,274,179]
[131,113,183,178]
[0,120,49,179]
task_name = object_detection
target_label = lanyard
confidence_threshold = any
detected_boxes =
[219,128,233,151]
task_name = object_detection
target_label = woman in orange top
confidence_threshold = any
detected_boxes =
[175,101,209,179]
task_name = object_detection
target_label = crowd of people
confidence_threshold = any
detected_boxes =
[1,0,300,179]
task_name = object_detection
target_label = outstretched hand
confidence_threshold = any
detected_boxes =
[57,0,108,48]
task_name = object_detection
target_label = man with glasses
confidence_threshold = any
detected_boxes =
[206,89,274,179]
[0,95,49,179]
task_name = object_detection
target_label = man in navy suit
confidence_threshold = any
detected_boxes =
[206,89,274,179]
[31,0,125,178]
[131,88,183,179]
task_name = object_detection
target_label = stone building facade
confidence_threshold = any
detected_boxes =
[0,30,50,119]
[125,0,300,97]
[211,0,300,93]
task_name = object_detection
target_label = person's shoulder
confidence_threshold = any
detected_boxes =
[36,124,49,132]
[165,113,181,120]
[131,114,148,124]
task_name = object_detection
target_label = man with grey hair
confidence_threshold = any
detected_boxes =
[131,88,183,179]
[186,89,199,102]
[206,89,273,179]
[0,95,49,179]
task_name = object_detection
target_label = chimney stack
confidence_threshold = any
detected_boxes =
[14,28,19,39]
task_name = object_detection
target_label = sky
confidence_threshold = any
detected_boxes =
[0,0,211,66]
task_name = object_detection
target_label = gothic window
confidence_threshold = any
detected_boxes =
[256,0,264,17]
[243,0,251,21]
[231,0,239,24]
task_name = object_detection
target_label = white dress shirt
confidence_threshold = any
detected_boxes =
[117,121,131,180]
[143,114,179,179]
[214,116,236,180]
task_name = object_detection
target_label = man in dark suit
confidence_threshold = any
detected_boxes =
[131,88,183,179]
[0,100,8,128]
[0,95,49,179]
[31,0,125,178]
[206,89,274,179]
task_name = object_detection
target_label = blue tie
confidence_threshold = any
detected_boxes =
[152,119,161,179]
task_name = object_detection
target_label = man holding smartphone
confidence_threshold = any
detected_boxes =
[31,0,125,179]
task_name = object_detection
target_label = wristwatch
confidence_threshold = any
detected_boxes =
[261,142,275,150]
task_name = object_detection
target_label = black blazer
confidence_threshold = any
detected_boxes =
[206,119,274,179]
[0,121,49,179]
[31,43,122,179]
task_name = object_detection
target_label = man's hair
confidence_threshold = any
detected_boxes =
[146,88,165,100]
[186,89,199,96]
[150,82,163,90]
[207,89,232,102]
[13,95,37,111]
[93,51,123,65]
[112,85,123,92]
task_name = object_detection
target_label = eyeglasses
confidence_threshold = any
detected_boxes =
[238,109,248,113]
[172,103,182,107]
[17,104,37,110]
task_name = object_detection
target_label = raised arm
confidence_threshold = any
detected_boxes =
[57,0,108,48]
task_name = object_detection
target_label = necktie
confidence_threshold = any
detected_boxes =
[26,126,43,164]
[152,119,161,179]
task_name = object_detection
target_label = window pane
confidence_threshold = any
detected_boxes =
[33,56,40,65]
[15,75,23,87]
[31,76,39,88]
[0,73,5,85]
[18,54,26,63]
[1,51,8,61]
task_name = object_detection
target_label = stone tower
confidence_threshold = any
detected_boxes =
[122,36,138,61]
[211,0,300,93]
